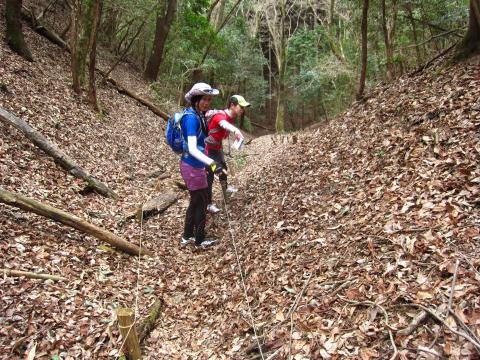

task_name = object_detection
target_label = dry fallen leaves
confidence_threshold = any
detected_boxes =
[1,12,479,360]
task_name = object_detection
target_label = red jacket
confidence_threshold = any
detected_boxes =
[205,111,233,151]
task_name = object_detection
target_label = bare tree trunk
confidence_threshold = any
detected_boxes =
[215,0,227,30]
[144,0,177,81]
[405,4,422,66]
[71,0,97,93]
[357,0,369,99]
[5,0,33,61]
[274,0,287,133]
[454,0,480,60]
[381,0,397,81]
[71,0,82,93]
[87,0,103,111]
[105,20,146,78]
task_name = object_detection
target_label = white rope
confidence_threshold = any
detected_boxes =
[221,189,265,360]
[114,206,144,359]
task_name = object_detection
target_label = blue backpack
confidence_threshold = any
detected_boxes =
[165,111,186,154]
[165,109,204,154]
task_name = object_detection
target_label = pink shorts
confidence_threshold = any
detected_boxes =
[180,161,208,191]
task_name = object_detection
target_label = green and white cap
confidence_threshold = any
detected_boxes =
[231,95,251,107]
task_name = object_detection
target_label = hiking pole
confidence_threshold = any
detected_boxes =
[220,188,265,360]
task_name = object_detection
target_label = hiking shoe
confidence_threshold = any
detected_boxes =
[195,239,217,248]
[207,203,221,213]
[226,186,238,193]
[180,237,195,246]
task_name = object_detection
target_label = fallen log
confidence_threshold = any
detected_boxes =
[138,299,163,343]
[21,7,70,50]
[2,268,68,281]
[251,121,274,132]
[99,72,169,121]
[0,188,151,256]
[0,107,118,199]
[126,194,178,222]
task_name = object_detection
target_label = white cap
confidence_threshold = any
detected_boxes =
[185,82,219,103]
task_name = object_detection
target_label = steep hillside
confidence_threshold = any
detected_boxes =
[227,57,480,358]
[1,9,480,360]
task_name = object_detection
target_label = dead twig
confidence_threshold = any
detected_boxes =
[287,273,312,359]
[2,268,67,281]
[330,278,358,298]
[449,309,480,355]
[446,259,460,316]
[397,310,428,336]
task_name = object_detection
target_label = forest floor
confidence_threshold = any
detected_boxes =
[1,10,480,360]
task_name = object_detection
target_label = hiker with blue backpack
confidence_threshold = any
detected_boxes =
[166,82,225,248]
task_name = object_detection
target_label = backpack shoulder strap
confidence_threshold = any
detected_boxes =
[209,110,228,135]
[182,108,205,137]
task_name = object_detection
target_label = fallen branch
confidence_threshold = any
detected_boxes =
[98,71,169,120]
[137,299,163,343]
[1,268,67,281]
[251,121,274,132]
[288,273,313,359]
[409,42,458,76]
[126,194,178,222]
[446,259,460,315]
[449,309,480,353]
[0,188,151,256]
[0,107,118,199]
[400,304,480,351]
[397,310,428,336]
[397,29,463,51]
[21,7,69,50]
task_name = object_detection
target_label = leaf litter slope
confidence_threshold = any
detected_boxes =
[227,56,480,359]
[0,14,479,359]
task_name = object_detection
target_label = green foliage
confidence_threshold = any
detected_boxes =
[96,0,470,130]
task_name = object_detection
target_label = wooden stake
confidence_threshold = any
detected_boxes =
[1,268,67,281]
[117,308,142,360]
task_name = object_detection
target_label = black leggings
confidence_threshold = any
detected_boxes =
[183,188,208,244]
[206,149,228,204]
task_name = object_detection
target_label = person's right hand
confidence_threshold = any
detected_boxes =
[234,129,244,141]
[210,162,225,175]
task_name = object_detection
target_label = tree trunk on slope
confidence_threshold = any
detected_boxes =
[357,0,369,99]
[0,188,149,256]
[215,0,227,30]
[405,3,422,66]
[144,0,177,82]
[87,0,103,111]
[454,0,480,60]
[5,0,33,61]
[381,0,397,81]
[71,0,97,93]
[274,0,287,133]
[71,0,82,93]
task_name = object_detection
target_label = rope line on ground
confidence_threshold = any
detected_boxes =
[114,206,144,359]
[221,189,265,360]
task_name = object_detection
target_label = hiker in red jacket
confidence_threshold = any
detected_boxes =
[205,95,251,213]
